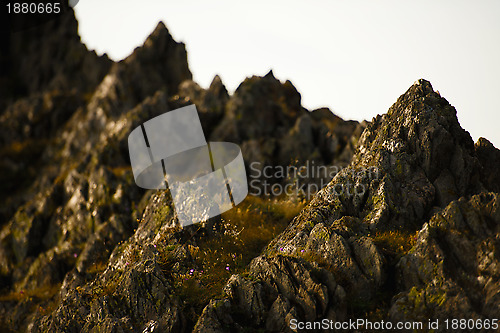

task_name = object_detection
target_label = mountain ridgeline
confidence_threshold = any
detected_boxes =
[1,8,499,333]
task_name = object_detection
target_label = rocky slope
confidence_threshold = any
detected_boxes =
[0,8,361,332]
[0,8,112,223]
[1,6,500,333]
[193,80,500,332]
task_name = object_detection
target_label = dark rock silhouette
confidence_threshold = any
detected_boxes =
[0,8,111,224]
[1,7,499,333]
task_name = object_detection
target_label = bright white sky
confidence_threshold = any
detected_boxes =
[75,0,500,148]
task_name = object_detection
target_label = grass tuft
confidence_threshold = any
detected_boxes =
[371,230,417,256]
[158,195,306,327]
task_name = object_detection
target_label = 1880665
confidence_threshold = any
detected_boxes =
[6,2,61,14]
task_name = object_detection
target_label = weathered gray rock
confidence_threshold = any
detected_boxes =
[390,192,500,330]
[194,255,345,333]
[0,8,111,224]
[178,75,229,137]
[0,15,192,328]
[475,137,500,194]
[193,79,500,331]
[29,190,184,332]
[2,6,500,332]
[2,9,111,104]
[209,71,363,196]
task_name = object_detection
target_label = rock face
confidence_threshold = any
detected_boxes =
[0,10,193,331]
[178,70,363,195]
[1,8,500,333]
[210,71,361,171]
[192,80,500,332]
[0,9,363,333]
[391,192,500,325]
[0,9,112,223]
[2,8,111,102]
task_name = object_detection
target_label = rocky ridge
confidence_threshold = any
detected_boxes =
[0,8,361,332]
[192,80,500,332]
[1,7,499,333]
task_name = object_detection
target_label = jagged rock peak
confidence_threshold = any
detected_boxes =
[264,69,276,79]
[209,74,227,92]
[412,78,435,94]
[141,21,176,50]
[87,20,192,110]
[191,80,500,331]
[355,78,475,175]
[388,78,450,116]
[336,78,489,229]
[211,72,304,142]
[123,20,189,60]
[153,21,168,35]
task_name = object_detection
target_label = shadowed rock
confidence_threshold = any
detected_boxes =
[2,7,500,332]
[192,79,500,332]
[390,192,500,329]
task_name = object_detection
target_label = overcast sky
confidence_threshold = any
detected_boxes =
[74,0,500,148]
